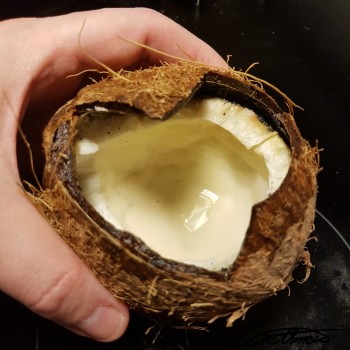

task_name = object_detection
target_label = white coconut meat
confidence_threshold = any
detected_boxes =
[75,98,291,271]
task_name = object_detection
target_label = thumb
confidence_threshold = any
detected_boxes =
[0,167,129,342]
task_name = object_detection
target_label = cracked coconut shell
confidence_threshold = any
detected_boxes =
[38,62,319,327]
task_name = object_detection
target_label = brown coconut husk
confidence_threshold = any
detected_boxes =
[28,61,319,327]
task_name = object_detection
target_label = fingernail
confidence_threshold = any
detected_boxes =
[78,305,126,341]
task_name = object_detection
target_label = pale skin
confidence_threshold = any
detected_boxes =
[0,8,227,342]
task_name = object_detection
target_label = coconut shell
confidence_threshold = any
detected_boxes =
[38,62,319,327]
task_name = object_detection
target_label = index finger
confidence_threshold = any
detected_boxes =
[23,8,227,107]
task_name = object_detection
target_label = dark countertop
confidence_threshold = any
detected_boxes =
[1,1,349,349]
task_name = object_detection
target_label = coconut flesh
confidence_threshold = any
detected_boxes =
[75,97,291,271]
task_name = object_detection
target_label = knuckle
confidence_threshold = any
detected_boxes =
[29,264,82,320]
[137,7,164,19]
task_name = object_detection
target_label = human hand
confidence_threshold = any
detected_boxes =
[0,8,226,342]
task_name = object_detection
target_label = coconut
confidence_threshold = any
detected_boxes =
[35,62,319,327]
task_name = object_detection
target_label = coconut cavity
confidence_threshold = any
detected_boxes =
[75,97,291,271]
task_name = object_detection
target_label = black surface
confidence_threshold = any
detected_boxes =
[1,1,350,349]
